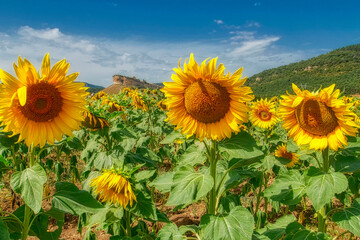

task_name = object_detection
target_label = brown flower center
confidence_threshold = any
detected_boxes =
[295,98,338,136]
[281,151,294,160]
[259,110,272,121]
[19,82,63,122]
[184,80,230,123]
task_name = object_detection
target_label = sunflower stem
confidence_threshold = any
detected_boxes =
[208,140,218,215]
[22,145,36,240]
[322,147,329,172]
[318,147,330,233]
[29,144,36,167]
[125,210,131,237]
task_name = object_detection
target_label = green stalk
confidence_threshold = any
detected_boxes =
[125,210,131,237]
[318,147,329,233]
[21,144,36,240]
[208,140,218,215]
[254,171,264,216]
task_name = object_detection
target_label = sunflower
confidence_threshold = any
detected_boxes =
[249,98,279,129]
[131,93,148,111]
[275,144,299,168]
[157,100,168,111]
[122,87,131,94]
[278,84,359,151]
[82,111,110,130]
[161,54,254,141]
[0,54,88,147]
[92,91,106,100]
[91,169,137,209]
[270,96,279,104]
[108,102,124,113]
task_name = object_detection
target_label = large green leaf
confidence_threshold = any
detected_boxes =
[177,142,206,166]
[264,170,306,205]
[93,152,113,170]
[200,206,254,240]
[31,208,65,240]
[52,182,103,215]
[218,131,263,160]
[134,169,156,182]
[0,219,10,240]
[334,155,360,172]
[130,190,157,221]
[255,215,296,240]
[305,167,348,211]
[10,164,47,213]
[166,166,213,207]
[156,223,185,240]
[333,198,360,236]
[149,171,174,194]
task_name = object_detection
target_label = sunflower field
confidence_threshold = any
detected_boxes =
[0,54,360,240]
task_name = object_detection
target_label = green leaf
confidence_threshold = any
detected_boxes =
[291,230,330,240]
[200,206,254,240]
[149,171,174,194]
[333,198,360,236]
[0,219,10,240]
[262,155,275,171]
[305,167,348,211]
[80,139,101,160]
[283,222,305,240]
[334,155,360,172]
[10,164,47,213]
[31,208,65,240]
[118,138,137,152]
[156,223,185,240]
[86,206,123,227]
[218,131,263,159]
[264,170,306,205]
[82,171,101,192]
[134,169,156,182]
[52,182,103,215]
[160,131,184,144]
[256,215,296,240]
[167,166,213,207]
[93,152,113,170]
[177,142,206,166]
[130,190,157,220]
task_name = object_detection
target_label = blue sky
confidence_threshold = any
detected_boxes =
[0,0,359,86]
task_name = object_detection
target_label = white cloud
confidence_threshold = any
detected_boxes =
[246,21,261,28]
[18,26,62,40]
[230,37,281,56]
[0,26,318,87]
[214,19,224,25]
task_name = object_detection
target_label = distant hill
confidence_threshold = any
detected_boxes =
[83,82,104,94]
[246,44,360,97]
[154,82,164,87]
[103,75,161,94]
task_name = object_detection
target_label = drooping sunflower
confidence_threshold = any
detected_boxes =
[0,54,88,147]
[274,143,299,168]
[157,100,168,111]
[131,92,148,111]
[278,84,359,151]
[91,169,137,209]
[161,54,254,141]
[108,102,124,113]
[249,98,279,129]
[82,111,110,130]
[92,91,106,100]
